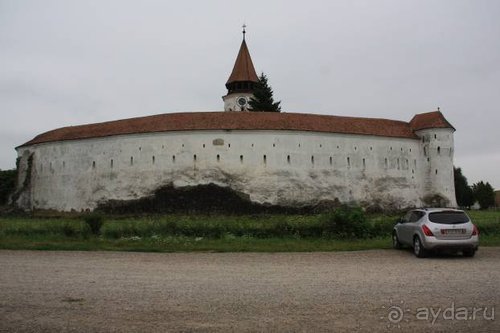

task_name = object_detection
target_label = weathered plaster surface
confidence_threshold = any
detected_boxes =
[15,128,456,212]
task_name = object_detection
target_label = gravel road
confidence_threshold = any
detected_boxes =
[1,248,499,332]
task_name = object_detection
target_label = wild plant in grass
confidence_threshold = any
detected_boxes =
[83,214,104,235]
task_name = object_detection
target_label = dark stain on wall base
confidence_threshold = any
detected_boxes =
[96,183,340,215]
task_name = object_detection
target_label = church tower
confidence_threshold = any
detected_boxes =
[223,26,259,111]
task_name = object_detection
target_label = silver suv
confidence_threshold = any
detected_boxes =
[392,208,479,258]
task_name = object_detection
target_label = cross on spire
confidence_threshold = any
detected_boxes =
[242,24,246,40]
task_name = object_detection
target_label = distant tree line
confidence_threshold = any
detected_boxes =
[454,167,496,209]
[0,169,17,205]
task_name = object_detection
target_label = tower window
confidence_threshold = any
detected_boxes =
[287,155,291,164]
[130,157,134,166]
[347,157,350,168]
[362,158,366,168]
[384,158,388,169]
[111,159,114,168]
[216,154,220,162]
[329,156,333,165]
[172,155,175,163]
[263,155,267,164]
[193,154,197,162]
[240,155,243,163]
[437,147,441,155]
[152,156,155,164]
[397,158,400,170]
[92,161,96,169]
[311,155,314,164]
[435,169,438,175]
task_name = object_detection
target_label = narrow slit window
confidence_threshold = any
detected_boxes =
[397,158,400,169]
[92,161,96,169]
[435,169,438,174]
[384,158,388,169]
[193,154,197,162]
[152,156,155,164]
[240,155,243,163]
[130,157,134,166]
[329,156,333,165]
[110,159,114,168]
[273,143,276,147]
[263,155,267,164]
[172,155,175,163]
[362,158,366,168]
[216,154,220,162]
[437,146,441,155]
[287,155,291,164]
[347,157,351,168]
[311,155,314,164]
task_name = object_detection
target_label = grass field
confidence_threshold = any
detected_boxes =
[0,210,499,252]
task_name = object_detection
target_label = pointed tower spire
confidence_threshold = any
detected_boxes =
[222,26,259,111]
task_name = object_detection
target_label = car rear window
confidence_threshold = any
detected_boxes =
[428,211,470,224]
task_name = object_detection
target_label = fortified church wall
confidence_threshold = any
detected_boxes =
[13,31,457,212]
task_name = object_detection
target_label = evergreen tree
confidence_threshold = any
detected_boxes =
[248,73,281,112]
[454,167,474,208]
[472,181,495,210]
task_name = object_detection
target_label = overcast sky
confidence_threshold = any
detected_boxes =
[1,0,499,189]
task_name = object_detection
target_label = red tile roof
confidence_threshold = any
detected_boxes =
[226,40,259,84]
[410,111,455,131]
[19,111,434,148]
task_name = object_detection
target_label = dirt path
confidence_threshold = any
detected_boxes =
[1,248,499,332]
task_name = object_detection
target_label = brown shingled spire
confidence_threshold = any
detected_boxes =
[225,39,259,87]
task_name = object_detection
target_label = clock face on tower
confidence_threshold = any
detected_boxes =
[237,96,247,107]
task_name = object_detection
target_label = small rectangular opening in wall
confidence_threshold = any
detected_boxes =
[311,155,314,164]
[437,146,441,155]
[240,155,243,163]
[384,158,388,169]
[273,143,276,147]
[397,158,400,170]
[362,158,366,168]
[203,144,205,148]
[228,143,231,148]
[217,154,220,162]
[435,169,438,174]
[193,154,197,162]
[63,161,65,168]
[263,155,267,165]
[110,159,114,168]
[172,155,175,163]
[152,156,155,164]
[287,155,291,164]
[329,156,333,165]
[130,157,134,166]
[92,161,96,169]
[347,157,350,168]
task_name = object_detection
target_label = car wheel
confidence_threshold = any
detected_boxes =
[463,249,476,257]
[392,231,402,249]
[413,236,428,258]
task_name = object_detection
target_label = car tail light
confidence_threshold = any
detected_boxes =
[472,224,479,236]
[422,224,434,236]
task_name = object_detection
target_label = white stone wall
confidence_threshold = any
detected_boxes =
[15,129,456,212]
